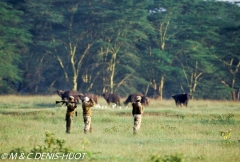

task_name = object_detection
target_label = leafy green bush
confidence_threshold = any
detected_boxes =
[201,113,235,125]
[8,131,91,159]
[216,113,234,122]
[150,154,185,162]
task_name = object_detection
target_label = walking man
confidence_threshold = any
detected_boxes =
[132,96,144,134]
[82,96,95,134]
[65,96,77,134]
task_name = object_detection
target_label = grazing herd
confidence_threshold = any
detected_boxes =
[102,93,121,106]
[57,89,191,108]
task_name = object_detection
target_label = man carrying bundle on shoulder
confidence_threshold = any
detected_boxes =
[82,97,95,134]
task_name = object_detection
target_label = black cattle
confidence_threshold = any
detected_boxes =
[57,90,81,103]
[141,96,150,106]
[171,93,191,107]
[124,94,149,106]
[102,93,121,106]
[79,93,98,104]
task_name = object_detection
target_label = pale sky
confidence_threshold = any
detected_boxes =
[217,0,240,5]
[218,0,239,2]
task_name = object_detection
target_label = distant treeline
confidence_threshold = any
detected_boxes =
[0,0,240,100]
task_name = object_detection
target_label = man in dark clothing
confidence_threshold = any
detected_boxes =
[65,96,77,134]
[131,96,144,134]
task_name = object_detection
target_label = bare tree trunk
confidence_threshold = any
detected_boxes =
[102,76,107,93]
[152,79,158,99]
[237,88,240,101]
[109,52,117,93]
[115,73,133,92]
[215,57,240,101]
[155,12,172,100]
[181,61,202,97]
[69,43,78,90]
[56,56,70,85]
[49,79,57,89]
[158,75,165,100]
[102,44,120,93]
[144,84,150,96]
[232,91,237,101]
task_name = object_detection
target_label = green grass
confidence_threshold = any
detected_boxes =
[0,95,240,162]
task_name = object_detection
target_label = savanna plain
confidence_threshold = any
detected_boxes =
[0,95,240,162]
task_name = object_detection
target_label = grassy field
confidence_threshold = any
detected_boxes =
[0,95,240,162]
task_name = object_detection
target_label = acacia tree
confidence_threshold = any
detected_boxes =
[211,1,240,100]
[146,0,185,99]
[0,1,31,93]
[52,1,96,91]
[23,0,99,91]
[215,27,240,100]
[94,0,153,93]
[166,0,225,97]
[176,41,215,95]
[146,0,229,99]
